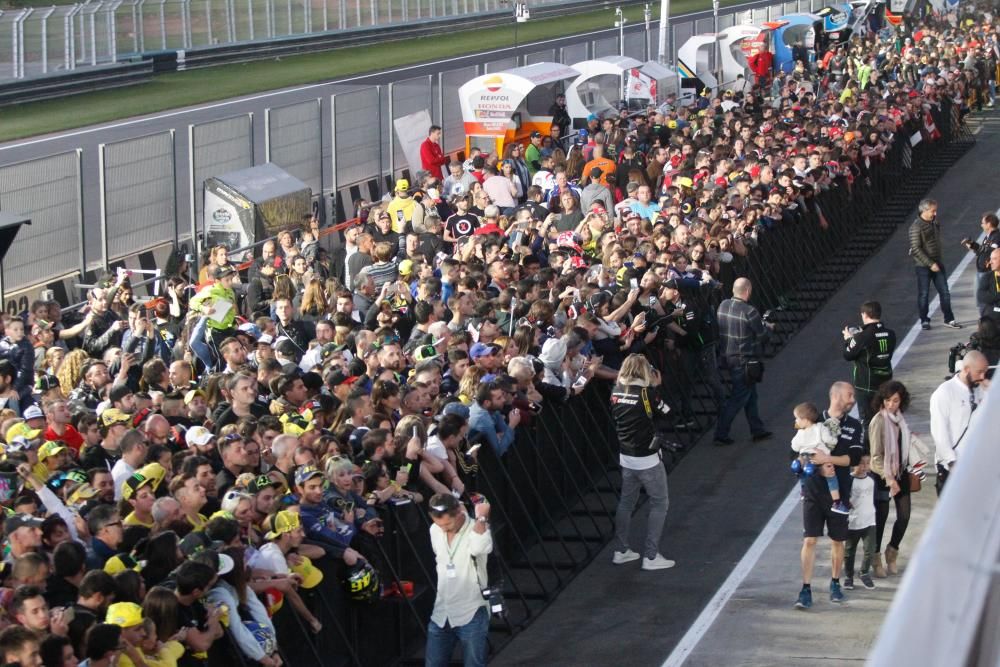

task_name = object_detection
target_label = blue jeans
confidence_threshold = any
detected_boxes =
[714,363,766,440]
[915,265,955,323]
[425,606,489,667]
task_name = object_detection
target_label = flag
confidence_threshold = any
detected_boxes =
[924,109,941,140]
[626,69,657,102]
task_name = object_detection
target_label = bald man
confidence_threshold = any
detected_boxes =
[930,349,989,495]
[714,278,774,446]
[795,381,863,609]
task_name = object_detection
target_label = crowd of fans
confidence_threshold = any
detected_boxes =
[0,3,990,665]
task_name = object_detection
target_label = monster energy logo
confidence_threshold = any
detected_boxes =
[878,339,889,353]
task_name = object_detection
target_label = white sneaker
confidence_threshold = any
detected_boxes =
[642,554,676,571]
[612,549,641,565]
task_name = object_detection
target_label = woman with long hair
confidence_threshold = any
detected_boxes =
[867,380,925,578]
[609,353,674,571]
[299,277,329,322]
[207,547,280,666]
[57,349,90,398]
[371,380,401,425]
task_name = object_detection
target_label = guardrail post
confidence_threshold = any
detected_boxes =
[76,148,87,281]
[98,144,110,272]
[107,3,117,64]
[40,8,54,73]
[387,82,395,177]
[88,7,97,65]
[188,123,197,270]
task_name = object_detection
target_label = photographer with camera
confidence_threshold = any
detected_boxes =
[425,492,493,667]
[842,301,896,427]
[609,353,676,571]
[961,212,1000,312]
[976,248,1000,320]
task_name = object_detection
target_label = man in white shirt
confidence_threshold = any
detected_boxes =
[930,350,989,495]
[425,493,492,667]
[111,430,146,501]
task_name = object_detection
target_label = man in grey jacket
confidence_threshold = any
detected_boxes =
[909,198,961,330]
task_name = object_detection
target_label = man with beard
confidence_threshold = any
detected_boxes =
[795,382,863,609]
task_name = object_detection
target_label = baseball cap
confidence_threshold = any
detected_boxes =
[241,474,283,495]
[120,472,154,501]
[469,342,498,360]
[103,553,141,575]
[258,333,275,346]
[440,402,470,420]
[100,408,132,429]
[67,484,99,506]
[398,259,414,277]
[294,465,324,487]
[280,411,314,436]
[4,514,42,535]
[185,425,214,447]
[5,422,41,444]
[395,178,409,192]
[414,345,439,362]
[184,389,207,405]
[529,130,542,138]
[326,369,360,389]
[35,375,59,393]
[290,555,324,589]
[37,441,68,462]
[263,509,301,540]
[106,602,144,628]
[191,549,234,576]
[136,463,166,494]
[213,265,236,280]
[179,531,224,558]
[22,405,44,421]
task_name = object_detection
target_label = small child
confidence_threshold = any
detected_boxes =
[843,456,877,591]
[791,402,849,515]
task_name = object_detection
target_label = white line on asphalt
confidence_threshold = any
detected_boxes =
[0,0,766,152]
[661,213,989,667]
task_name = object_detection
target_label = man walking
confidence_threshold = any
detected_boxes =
[796,381,863,609]
[714,278,773,446]
[909,198,961,330]
[843,301,896,426]
[425,493,492,667]
[929,350,988,495]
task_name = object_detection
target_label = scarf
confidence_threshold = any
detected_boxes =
[881,409,908,480]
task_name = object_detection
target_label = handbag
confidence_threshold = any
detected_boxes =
[907,472,922,493]
[744,359,764,384]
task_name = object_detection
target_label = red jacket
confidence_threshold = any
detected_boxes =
[420,138,448,176]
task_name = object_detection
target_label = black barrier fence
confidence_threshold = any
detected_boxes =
[226,99,975,667]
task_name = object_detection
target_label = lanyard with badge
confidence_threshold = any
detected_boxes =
[445,518,470,579]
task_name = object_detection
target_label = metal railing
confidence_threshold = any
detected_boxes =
[0,0,588,81]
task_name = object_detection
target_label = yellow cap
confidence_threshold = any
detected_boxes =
[289,555,324,589]
[106,602,144,628]
[264,510,301,541]
[5,422,41,444]
[37,441,68,462]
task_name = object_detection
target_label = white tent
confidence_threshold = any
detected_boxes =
[564,56,678,121]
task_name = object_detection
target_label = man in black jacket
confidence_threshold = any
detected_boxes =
[963,212,1000,313]
[977,248,1000,321]
[842,301,896,426]
[909,198,960,330]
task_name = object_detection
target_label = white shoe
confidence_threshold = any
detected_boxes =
[642,554,676,571]
[612,549,641,565]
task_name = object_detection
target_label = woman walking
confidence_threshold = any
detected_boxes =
[867,380,925,577]
[609,353,674,571]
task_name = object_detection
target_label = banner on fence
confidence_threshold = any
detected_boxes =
[393,109,434,175]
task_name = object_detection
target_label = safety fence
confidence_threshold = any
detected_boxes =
[0,0,588,80]
[0,0,836,311]
[210,103,978,666]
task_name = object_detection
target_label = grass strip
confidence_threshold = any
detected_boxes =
[0,0,734,141]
